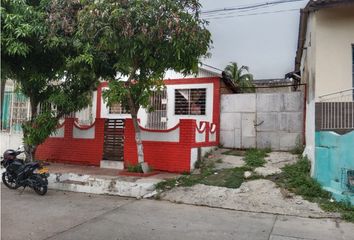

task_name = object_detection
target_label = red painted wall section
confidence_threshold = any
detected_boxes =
[124,118,218,173]
[124,119,197,173]
[35,118,105,166]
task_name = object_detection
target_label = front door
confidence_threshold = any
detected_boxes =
[103,119,124,161]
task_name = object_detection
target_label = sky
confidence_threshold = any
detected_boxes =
[199,0,308,79]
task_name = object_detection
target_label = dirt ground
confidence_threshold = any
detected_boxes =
[160,149,338,218]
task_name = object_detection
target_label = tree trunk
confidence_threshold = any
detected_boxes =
[23,97,38,162]
[24,143,37,162]
[126,87,149,173]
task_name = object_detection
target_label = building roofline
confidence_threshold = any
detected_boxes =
[294,0,354,72]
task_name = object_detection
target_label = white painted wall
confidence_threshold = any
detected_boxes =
[165,83,214,128]
[99,82,215,129]
[315,6,354,99]
[0,133,23,155]
[140,128,179,142]
[73,125,95,139]
[300,12,317,170]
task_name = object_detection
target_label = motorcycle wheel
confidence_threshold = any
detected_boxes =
[34,185,47,195]
[2,172,18,189]
[32,174,48,196]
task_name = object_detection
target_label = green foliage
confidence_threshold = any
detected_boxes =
[224,62,255,93]
[22,112,57,146]
[279,157,330,199]
[127,164,144,173]
[244,149,268,168]
[274,156,354,223]
[156,165,252,191]
[290,136,305,155]
[77,0,212,114]
[1,0,98,156]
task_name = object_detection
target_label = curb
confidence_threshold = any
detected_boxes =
[1,168,160,198]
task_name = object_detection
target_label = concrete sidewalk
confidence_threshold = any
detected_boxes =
[1,163,179,198]
[2,186,353,240]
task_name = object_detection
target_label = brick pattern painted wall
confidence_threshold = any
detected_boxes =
[36,118,105,166]
[124,118,218,173]
[35,117,218,172]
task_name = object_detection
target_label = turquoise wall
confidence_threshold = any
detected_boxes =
[315,131,354,204]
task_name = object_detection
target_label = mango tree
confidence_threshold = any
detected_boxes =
[1,0,98,160]
[77,0,211,172]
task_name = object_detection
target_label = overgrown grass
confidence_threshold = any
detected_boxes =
[155,167,251,191]
[155,155,252,191]
[290,136,305,155]
[243,148,270,167]
[274,156,354,222]
[127,164,143,173]
[156,148,271,192]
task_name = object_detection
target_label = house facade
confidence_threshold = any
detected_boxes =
[296,0,354,203]
[30,68,236,173]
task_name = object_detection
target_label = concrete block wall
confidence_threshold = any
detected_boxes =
[220,92,304,150]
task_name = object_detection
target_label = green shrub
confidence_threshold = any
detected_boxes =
[127,164,143,173]
[274,156,354,223]
[244,149,268,167]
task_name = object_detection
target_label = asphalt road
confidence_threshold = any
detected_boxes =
[1,185,353,240]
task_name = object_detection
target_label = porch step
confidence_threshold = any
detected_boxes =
[100,160,124,170]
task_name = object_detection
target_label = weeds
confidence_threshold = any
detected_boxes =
[273,156,354,223]
[290,136,305,155]
[244,149,269,167]
[127,164,143,173]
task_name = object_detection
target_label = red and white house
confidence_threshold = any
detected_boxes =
[36,69,236,173]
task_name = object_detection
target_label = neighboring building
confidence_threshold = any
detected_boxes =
[296,0,354,203]
[252,78,295,93]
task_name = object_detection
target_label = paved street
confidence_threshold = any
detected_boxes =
[1,185,353,240]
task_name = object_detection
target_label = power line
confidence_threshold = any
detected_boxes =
[201,0,305,16]
[204,8,300,20]
[202,4,279,18]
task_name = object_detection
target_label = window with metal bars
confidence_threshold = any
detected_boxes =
[174,88,206,115]
[109,102,130,114]
[1,92,29,133]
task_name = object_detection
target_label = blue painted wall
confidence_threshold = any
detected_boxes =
[315,131,354,204]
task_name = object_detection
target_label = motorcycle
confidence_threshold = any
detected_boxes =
[1,146,49,195]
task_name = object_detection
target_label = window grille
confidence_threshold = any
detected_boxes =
[1,92,30,133]
[11,92,29,133]
[175,88,206,115]
[109,103,130,114]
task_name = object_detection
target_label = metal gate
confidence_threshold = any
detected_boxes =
[146,88,167,129]
[103,119,124,161]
